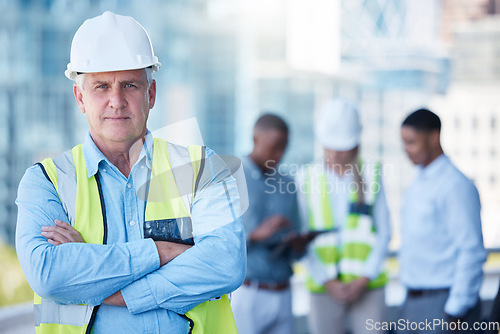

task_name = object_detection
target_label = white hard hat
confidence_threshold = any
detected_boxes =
[315,98,362,151]
[65,11,161,80]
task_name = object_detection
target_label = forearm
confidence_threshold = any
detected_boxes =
[444,183,486,317]
[17,234,159,306]
[121,221,246,315]
[445,249,486,316]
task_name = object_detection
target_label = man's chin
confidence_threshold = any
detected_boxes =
[406,156,419,165]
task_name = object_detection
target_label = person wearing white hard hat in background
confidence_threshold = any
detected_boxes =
[15,11,246,334]
[296,98,391,334]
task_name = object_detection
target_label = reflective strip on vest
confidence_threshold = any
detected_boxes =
[305,166,334,231]
[304,162,387,292]
[52,150,77,225]
[34,138,237,334]
[34,300,93,327]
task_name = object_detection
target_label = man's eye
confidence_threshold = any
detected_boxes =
[96,84,108,89]
[124,84,136,88]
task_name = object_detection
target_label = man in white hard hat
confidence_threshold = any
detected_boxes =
[15,12,245,334]
[296,98,391,334]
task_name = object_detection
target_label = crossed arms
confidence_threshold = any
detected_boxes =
[16,160,246,315]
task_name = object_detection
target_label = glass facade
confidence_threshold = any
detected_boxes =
[0,0,499,249]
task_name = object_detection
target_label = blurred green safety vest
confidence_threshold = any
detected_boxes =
[34,138,238,334]
[304,161,388,293]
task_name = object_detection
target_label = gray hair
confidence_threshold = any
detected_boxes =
[75,67,154,90]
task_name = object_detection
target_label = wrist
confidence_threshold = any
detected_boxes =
[249,228,270,242]
[155,241,191,266]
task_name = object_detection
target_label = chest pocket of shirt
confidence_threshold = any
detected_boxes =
[411,199,443,235]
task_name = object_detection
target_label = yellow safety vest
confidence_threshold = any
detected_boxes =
[34,138,238,334]
[303,161,388,293]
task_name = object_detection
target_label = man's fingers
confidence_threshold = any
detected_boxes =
[42,226,77,242]
[41,221,83,244]
[47,239,62,246]
[41,231,71,244]
[54,220,84,242]
[42,220,84,243]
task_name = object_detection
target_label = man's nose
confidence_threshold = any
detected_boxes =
[109,87,127,109]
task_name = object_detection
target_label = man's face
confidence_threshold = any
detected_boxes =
[324,147,358,167]
[254,129,288,169]
[73,69,156,148]
[401,126,436,166]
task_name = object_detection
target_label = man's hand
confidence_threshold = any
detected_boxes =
[283,231,318,254]
[250,215,290,242]
[154,241,193,266]
[344,277,369,303]
[325,277,369,303]
[41,219,84,245]
[325,279,350,302]
[103,291,126,307]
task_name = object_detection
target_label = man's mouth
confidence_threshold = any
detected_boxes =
[105,116,129,120]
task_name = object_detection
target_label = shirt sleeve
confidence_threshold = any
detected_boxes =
[362,173,391,279]
[296,169,309,234]
[121,148,246,315]
[240,163,262,242]
[15,165,160,306]
[287,188,307,260]
[443,180,486,317]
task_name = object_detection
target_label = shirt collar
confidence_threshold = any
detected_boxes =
[82,130,154,178]
[417,153,448,179]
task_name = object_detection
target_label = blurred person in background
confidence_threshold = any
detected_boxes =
[296,98,391,334]
[399,108,486,334]
[486,281,500,334]
[15,11,245,334]
[232,114,309,334]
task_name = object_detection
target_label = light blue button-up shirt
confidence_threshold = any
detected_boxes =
[400,154,486,317]
[16,132,246,333]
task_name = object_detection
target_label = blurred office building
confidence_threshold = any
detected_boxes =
[0,0,499,249]
[433,14,500,247]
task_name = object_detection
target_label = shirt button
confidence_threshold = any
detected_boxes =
[102,169,107,173]
[127,184,132,189]
[130,220,136,226]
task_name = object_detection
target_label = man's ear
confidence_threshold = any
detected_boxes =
[429,129,440,148]
[73,84,86,114]
[148,79,157,109]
